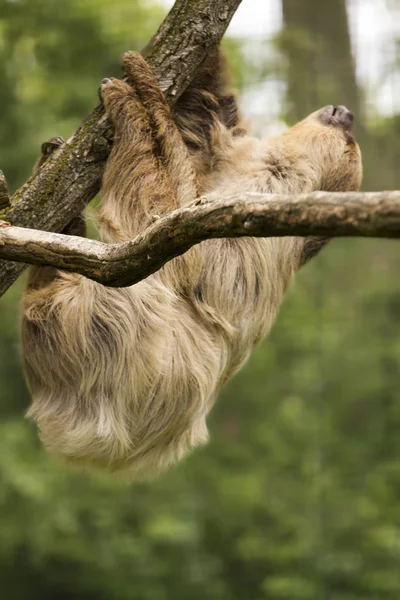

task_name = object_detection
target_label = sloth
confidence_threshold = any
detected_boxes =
[21,50,362,477]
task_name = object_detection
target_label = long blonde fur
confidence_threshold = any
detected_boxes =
[21,52,362,477]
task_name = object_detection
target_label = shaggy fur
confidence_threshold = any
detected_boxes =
[21,51,362,477]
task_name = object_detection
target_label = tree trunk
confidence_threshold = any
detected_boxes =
[281,0,359,123]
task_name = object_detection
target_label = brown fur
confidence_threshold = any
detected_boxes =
[21,51,362,477]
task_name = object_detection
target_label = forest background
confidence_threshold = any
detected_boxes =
[0,0,399,598]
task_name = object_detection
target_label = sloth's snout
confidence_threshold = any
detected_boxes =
[320,105,354,131]
[332,105,354,130]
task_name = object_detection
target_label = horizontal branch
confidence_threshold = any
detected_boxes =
[0,191,399,288]
[0,0,242,297]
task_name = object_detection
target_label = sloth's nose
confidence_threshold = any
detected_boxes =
[331,105,354,131]
[319,105,355,131]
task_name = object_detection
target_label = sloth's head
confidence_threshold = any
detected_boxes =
[282,105,362,192]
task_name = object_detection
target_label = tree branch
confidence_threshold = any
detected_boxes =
[0,0,242,297]
[1,191,399,289]
[0,172,10,210]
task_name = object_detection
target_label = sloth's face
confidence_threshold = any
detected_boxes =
[285,105,363,192]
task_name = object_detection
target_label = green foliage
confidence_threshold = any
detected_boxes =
[0,1,399,599]
[0,0,164,190]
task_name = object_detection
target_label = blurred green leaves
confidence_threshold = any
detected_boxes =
[0,0,164,190]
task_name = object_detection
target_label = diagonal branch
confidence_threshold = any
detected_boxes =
[0,172,10,210]
[0,0,243,298]
[1,191,399,289]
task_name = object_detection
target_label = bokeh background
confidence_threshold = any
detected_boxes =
[0,0,399,598]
